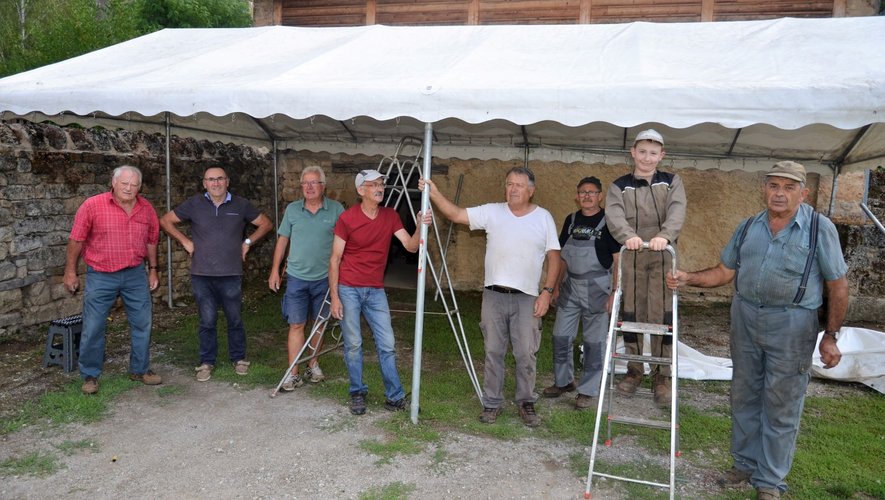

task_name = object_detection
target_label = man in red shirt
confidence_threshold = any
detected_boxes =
[329,169,429,415]
[64,165,162,395]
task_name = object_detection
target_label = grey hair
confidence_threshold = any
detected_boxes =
[301,166,326,184]
[112,165,142,185]
[505,166,535,187]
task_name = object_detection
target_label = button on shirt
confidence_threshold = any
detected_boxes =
[720,203,847,309]
[69,192,160,273]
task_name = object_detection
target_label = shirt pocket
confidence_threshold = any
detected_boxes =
[782,243,811,277]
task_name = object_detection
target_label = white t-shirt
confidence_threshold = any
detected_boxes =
[466,202,560,296]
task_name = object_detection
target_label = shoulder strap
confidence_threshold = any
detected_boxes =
[567,211,580,235]
[792,211,820,305]
[733,217,754,295]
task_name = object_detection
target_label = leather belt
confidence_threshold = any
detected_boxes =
[484,285,523,294]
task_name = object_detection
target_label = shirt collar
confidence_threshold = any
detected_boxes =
[204,192,232,204]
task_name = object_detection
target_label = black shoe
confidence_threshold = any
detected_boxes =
[350,393,367,415]
[542,381,576,398]
[519,402,541,427]
[384,394,409,412]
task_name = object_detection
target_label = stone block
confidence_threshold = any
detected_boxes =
[0,261,16,281]
[24,280,50,306]
[11,235,42,255]
[0,312,22,328]
[0,288,22,313]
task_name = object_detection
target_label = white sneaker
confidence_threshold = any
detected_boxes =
[307,366,325,383]
[281,372,304,392]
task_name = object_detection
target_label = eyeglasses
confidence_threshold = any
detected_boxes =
[300,181,323,187]
[204,176,228,183]
[578,190,601,197]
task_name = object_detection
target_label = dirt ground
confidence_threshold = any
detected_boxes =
[0,297,880,499]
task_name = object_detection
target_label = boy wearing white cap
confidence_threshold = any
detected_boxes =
[605,129,686,406]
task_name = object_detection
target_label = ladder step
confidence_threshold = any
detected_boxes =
[617,321,672,335]
[591,471,671,490]
[612,353,672,365]
[608,414,672,429]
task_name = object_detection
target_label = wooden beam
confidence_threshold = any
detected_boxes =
[468,0,479,24]
[832,0,846,16]
[580,0,592,23]
[273,0,282,25]
[701,0,714,21]
[367,0,376,24]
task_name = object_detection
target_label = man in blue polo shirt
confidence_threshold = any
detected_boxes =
[268,166,344,391]
[161,166,273,381]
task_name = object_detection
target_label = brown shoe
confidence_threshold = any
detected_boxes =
[542,380,576,398]
[81,376,99,395]
[234,360,250,376]
[479,407,502,424]
[716,466,752,487]
[616,371,642,397]
[129,370,162,385]
[518,402,541,427]
[653,374,672,407]
[575,394,597,410]
[756,487,781,499]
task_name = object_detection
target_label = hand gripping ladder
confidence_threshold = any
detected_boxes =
[270,288,343,398]
[584,243,680,499]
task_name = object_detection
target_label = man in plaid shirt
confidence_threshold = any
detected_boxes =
[64,165,162,395]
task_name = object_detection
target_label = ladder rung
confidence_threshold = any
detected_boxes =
[612,353,672,365]
[608,415,672,429]
[617,321,672,335]
[591,471,671,489]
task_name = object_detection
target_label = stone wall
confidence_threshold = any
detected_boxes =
[1,122,881,339]
[0,122,275,338]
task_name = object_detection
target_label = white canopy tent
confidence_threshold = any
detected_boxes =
[2,17,884,421]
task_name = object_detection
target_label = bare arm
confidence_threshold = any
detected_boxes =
[242,213,274,261]
[534,249,561,318]
[393,211,432,253]
[328,235,346,320]
[268,235,290,292]
[418,179,469,226]
[819,276,849,369]
[159,211,194,255]
[146,243,159,291]
[667,262,735,290]
[63,239,84,293]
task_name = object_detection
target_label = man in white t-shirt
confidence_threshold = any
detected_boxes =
[420,167,561,427]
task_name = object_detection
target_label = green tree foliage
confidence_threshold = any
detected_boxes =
[0,0,251,78]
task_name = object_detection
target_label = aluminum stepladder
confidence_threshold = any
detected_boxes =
[270,288,343,398]
[584,243,680,499]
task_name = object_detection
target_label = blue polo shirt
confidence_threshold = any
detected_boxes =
[173,192,261,276]
[721,203,847,309]
[278,197,344,281]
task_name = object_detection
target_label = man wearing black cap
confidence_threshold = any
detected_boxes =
[667,161,849,500]
[543,177,621,410]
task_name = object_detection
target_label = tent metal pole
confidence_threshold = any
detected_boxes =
[164,113,173,308]
[272,140,279,234]
[410,122,433,424]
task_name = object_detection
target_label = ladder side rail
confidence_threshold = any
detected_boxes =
[270,288,333,398]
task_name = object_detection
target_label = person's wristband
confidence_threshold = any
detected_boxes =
[823,330,838,340]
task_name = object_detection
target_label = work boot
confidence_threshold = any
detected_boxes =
[575,394,597,411]
[81,376,99,395]
[616,370,642,397]
[756,487,781,499]
[518,402,541,427]
[716,466,752,487]
[653,374,672,407]
[542,380,576,398]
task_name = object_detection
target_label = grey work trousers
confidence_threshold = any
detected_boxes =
[479,289,541,408]
[550,277,608,397]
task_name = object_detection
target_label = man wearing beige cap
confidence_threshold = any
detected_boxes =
[667,161,848,499]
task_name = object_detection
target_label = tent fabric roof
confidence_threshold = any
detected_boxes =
[1,17,884,167]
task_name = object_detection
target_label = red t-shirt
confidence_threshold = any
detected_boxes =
[334,205,404,288]
[69,192,160,272]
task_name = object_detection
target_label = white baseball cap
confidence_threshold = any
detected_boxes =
[633,129,665,147]
[355,169,386,188]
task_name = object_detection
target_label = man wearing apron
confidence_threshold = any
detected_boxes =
[544,177,621,409]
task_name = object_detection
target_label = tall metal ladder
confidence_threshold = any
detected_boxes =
[270,288,342,398]
[584,243,680,499]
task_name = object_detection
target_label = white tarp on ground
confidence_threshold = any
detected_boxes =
[622,328,885,394]
[1,18,884,167]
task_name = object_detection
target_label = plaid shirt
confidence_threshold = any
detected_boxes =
[69,192,160,273]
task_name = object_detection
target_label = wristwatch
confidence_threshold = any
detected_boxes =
[823,330,839,340]
[244,238,252,246]
[542,287,554,294]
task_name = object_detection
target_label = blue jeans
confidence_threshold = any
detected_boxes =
[730,295,819,493]
[79,265,153,378]
[192,275,246,365]
[338,285,405,402]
